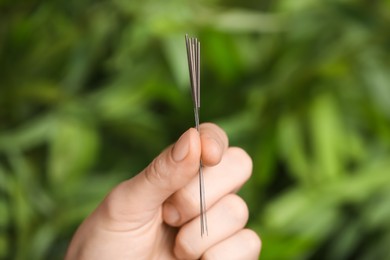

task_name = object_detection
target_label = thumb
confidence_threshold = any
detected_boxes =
[99,128,201,225]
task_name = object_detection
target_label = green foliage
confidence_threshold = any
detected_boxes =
[1,0,390,259]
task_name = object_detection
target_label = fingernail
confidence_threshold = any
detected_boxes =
[172,130,190,162]
[164,203,180,224]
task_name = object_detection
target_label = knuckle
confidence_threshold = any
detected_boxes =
[242,229,262,255]
[174,187,199,216]
[224,194,249,226]
[144,156,170,188]
[229,147,253,181]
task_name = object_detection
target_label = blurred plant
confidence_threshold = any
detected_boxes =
[1,0,390,259]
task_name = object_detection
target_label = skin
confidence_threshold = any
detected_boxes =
[65,123,261,260]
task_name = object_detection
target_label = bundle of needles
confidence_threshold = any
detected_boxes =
[185,34,208,237]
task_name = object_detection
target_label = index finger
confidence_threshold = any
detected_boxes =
[199,123,229,166]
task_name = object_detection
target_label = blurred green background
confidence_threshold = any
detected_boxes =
[1,0,390,259]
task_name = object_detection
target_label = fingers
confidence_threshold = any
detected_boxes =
[174,194,250,260]
[202,229,261,260]
[163,147,252,226]
[96,123,228,228]
[199,123,229,166]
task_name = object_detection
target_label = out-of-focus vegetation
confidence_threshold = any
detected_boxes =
[1,0,390,259]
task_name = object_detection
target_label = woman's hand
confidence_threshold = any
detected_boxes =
[65,123,261,260]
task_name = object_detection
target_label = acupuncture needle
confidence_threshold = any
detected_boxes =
[185,34,208,237]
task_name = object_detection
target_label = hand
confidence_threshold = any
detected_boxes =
[65,123,261,259]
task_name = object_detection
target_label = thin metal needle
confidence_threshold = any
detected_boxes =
[185,34,208,237]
